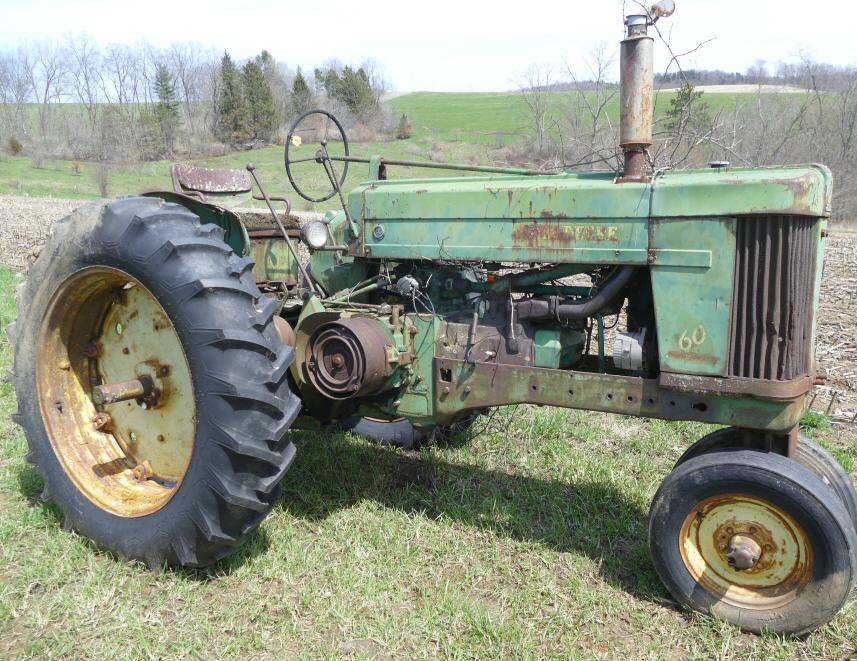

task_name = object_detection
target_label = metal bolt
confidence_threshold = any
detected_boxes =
[129,431,138,443]
[92,377,151,406]
[132,460,152,482]
[392,399,401,407]
[372,225,385,241]
[83,341,102,358]
[157,435,165,443]
[463,386,472,394]
[442,386,451,395]
[91,412,113,432]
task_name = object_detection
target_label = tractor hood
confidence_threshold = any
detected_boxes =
[345,164,832,264]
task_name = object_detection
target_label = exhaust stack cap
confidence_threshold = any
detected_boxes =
[625,14,649,37]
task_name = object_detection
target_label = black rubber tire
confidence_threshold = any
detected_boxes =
[8,197,300,568]
[675,427,857,532]
[338,415,477,451]
[649,450,857,635]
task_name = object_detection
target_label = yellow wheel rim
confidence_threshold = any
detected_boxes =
[679,493,813,610]
[37,267,196,517]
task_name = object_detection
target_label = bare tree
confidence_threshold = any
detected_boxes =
[554,45,620,171]
[66,35,104,133]
[20,42,67,140]
[518,64,554,155]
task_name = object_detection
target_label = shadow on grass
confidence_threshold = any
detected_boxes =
[13,430,662,599]
[16,463,272,577]
[278,430,663,601]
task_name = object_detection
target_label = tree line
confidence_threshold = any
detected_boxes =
[518,54,857,221]
[0,37,389,165]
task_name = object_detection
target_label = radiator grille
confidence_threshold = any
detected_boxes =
[729,216,817,381]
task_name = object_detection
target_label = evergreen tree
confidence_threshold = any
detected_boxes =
[396,112,412,140]
[664,83,712,136]
[314,67,341,98]
[332,66,378,120]
[153,63,180,156]
[290,68,315,116]
[216,52,248,143]
[242,59,277,140]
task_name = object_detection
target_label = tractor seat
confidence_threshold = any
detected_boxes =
[171,164,252,205]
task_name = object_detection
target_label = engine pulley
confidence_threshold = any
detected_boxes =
[306,317,393,400]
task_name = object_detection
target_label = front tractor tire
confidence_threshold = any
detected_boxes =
[9,197,300,568]
[649,450,857,635]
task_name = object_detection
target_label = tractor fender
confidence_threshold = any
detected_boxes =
[140,190,250,256]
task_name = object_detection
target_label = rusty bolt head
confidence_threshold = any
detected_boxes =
[132,460,152,482]
[83,341,102,358]
[91,412,113,432]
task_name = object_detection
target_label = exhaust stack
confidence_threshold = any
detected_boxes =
[618,1,675,182]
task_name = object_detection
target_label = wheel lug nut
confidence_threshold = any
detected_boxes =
[83,341,102,358]
[132,460,152,482]
[91,412,113,432]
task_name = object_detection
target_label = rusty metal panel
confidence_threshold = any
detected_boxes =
[651,164,832,219]
[248,238,299,286]
[433,358,806,432]
[172,164,252,194]
[729,216,818,381]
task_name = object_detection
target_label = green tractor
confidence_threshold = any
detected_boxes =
[8,1,856,635]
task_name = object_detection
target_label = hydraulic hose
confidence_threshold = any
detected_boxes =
[514,266,637,321]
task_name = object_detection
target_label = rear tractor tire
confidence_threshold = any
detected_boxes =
[649,449,857,635]
[9,197,300,568]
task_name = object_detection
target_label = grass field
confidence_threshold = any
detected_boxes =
[0,89,809,208]
[0,138,503,211]
[0,265,855,658]
[386,90,798,143]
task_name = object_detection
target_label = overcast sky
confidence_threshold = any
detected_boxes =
[0,0,852,92]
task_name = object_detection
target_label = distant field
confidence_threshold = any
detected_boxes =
[387,89,806,142]
[0,88,812,207]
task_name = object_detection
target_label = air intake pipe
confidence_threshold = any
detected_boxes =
[618,1,675,182]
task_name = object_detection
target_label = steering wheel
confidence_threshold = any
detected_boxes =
[285,109,350,203]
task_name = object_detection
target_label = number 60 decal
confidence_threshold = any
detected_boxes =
[679,324,707,351]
